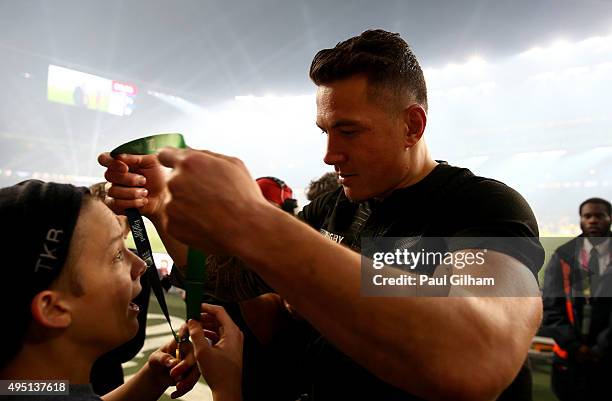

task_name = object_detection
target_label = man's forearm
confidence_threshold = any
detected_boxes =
[234,204,541,400]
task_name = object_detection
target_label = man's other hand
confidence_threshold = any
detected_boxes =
[97,152,168,220]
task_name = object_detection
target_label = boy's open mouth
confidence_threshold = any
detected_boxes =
[129,301,140,312]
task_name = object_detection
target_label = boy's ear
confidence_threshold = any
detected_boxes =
[30,290,72,329]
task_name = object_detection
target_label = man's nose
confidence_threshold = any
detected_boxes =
[323,136,347,166]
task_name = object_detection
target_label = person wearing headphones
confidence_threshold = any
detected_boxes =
[256,177,298,215]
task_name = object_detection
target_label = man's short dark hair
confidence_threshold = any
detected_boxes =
[309,29,428,111]
[579,197,611,216]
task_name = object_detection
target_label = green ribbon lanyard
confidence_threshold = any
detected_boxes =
[110,133,207,342]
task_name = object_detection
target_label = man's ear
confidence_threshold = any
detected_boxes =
[30,290,72,329]
[402,104,427,148]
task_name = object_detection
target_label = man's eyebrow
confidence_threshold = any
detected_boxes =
[316,119,363,131]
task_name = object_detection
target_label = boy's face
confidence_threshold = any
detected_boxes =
[59,200,146,352]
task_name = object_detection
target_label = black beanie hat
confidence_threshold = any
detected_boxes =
[0,180,89,367]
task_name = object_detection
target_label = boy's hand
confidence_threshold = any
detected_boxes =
[147,324,200,399]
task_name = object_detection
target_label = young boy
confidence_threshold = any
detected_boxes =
[0,180,200,400]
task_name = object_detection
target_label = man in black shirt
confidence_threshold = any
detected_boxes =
[100,29,544,400]
[295,159,544,400]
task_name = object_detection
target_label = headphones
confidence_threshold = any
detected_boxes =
[257,176,298,214]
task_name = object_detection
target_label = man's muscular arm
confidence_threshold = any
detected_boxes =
[158,148,542,401]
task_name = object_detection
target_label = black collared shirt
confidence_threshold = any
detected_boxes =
[297,162,544,401]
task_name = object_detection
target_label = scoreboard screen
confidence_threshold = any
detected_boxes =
[47,64,136,116]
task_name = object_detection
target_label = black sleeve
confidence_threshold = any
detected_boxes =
[542,251,582,356]
[590,274,612,357]
[446,179,545,278]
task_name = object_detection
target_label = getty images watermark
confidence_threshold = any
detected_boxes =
[372,248,489,285]
[360,237,545,297]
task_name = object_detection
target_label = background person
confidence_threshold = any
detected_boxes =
[305,172,340,202]
[256,176,298,215]
[542,197,612,401]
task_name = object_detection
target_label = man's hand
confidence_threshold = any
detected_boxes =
[188,303,244,401]
[157,148,273,254]
[147,324,200,399]
[97,152,168,221]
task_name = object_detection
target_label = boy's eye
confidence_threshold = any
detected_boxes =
[113,250,124,263]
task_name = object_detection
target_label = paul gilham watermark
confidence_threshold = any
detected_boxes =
[360,236,547,297]
[372,273,495,287]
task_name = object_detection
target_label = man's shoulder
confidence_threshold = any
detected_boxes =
[431,163,530,212]
[429,163,544,273]
[423,162,509,193]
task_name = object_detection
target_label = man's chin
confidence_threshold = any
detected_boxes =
[342,187,367,202]
[585,233,608,244]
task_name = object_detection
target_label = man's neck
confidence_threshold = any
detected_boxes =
[376,142,437,200]
[1,340,98,383]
